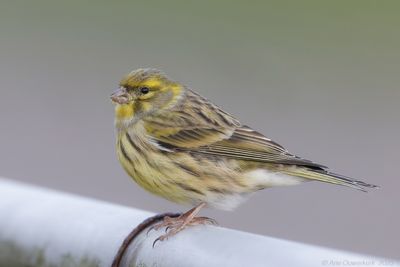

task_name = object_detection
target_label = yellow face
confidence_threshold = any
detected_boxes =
[111,69,184,124]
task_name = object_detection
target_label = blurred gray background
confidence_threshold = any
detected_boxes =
[1,0,399,260]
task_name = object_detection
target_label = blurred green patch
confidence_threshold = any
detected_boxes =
[0,240,99,267]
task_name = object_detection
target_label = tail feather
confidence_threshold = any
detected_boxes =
[282,167,379,192]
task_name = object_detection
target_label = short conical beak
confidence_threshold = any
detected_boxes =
[110,87,130,104]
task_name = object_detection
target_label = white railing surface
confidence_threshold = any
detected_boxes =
[0,177,398,267]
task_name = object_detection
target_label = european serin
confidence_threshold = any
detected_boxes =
[111,68,377,243]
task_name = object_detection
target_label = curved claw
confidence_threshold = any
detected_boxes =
[152,237,161,248]
[148,225,163,235]
[205,217,218,226]
[149,203,213,248]
[147,216,176,236]
[146,226,154,235]
[152,234,168,248]
[192,216,218,226]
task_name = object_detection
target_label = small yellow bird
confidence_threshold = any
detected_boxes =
[111,68,377,243]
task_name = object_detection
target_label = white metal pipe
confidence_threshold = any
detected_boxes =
[0,178,397,267]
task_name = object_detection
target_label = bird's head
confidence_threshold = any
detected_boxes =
[111,68,184,127]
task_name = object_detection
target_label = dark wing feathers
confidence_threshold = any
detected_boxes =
[146,117,325,169]
[193,126,327,169]
[144,89,325,169]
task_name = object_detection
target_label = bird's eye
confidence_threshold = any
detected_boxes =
[140,87,150,94]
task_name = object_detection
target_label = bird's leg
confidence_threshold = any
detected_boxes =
[150,202,217,246]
